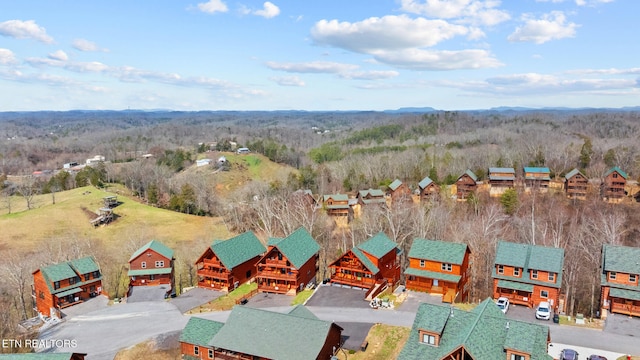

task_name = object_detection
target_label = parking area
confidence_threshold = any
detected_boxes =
[604,311,640,337]
[126,285,171,303]
[244,292,293,308]
[60,295,109,319]
[337,322,374,351]
[394,289,445,313]
[170,287,224,313]
[305,284,370,308]
[548,343,624,359]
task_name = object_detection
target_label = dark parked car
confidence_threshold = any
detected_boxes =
[561,349,579,360]
[587,356,607,360]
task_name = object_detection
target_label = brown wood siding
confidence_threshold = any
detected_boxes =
[390,183,411,201]
[318,324,343,360]
[129,273,172,286]
[377,249,401,286]
[493,278,560,309]
[180,342,211,359]
[130,249,172,271]
[257,248,318,294]
[565,174,588,198]
[456,174,476,199]
[606,271,639,286]
[33,270,55,317]
[419,183,440,200]
[405,253,470,300]
[602,171,626,199]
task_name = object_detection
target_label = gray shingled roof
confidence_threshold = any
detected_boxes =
[602,244,640,275]
[211,231,266,270]
[418,176,434,189]
[180,316,224,346]
[357,232,397,258]
[564,168,585,180]
[388,179,403,191]
[493,241,564,289]
[208,306,340,360]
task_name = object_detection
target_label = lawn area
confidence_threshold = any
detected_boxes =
[335,324,411,360]
[291,289,314,306]
[188,283,258,313]
[114,340,180,360]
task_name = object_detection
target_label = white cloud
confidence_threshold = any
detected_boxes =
[567,67,640,75]
[265,61,358,74]
[197,0,228,14]
[339,70,400,80]
[48,50,68,61]
[508,11,578,44]
[254,2,280,18]
[0,48,17,65]
[270,76,305,86]
[0,20,54,43]
[311,15,469,53]
[399,0,510,26]
[72,38,107,52]
[371,48,502,70]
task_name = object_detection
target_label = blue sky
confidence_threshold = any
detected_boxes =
[0,0,637,111]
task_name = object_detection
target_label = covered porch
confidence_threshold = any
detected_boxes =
[404,268,461,302]
[609,288,640,317]
[495,279,533,307]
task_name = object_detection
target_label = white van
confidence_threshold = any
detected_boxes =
[236,147,250,154]
[535,301,551,320]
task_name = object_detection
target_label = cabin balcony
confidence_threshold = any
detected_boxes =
[335,261,366,271]
[256,270,296,282]
[197,268,231,281]
[611,298,640,317]
[330,273,376,289]
[258,279,296,294]
[264,258,290,267]
[495,289,533,307]
[200,258,223,268]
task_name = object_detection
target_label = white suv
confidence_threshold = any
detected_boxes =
[535,301,551,320]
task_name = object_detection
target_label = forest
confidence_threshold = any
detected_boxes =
[1,108,639,350]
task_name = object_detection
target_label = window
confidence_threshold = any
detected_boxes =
[150,274,155,281]
[630,274,637,283]
[548,273,555,282]
[69,277,76,285]
[93,270,100,279]
[513,268,520,276]
[540,290,548,298]
[54,281,60,290]
[141,262,146,269]
[613,173,618,178]
[510,354,526,360]
[497,265,504,274]
[155,260,164,268]
[610,272,617,280]
[208,349,214,358]
[194,345,199,356]
[441,263,452,272]
[531,270,538,279]
[421,333,436,346]
[419,260,425,268]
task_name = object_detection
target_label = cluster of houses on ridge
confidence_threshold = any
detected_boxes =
[29,227,640,359]
[321,166,633,221]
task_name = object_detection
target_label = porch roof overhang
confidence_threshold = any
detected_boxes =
[497,279,534,293]
[55,287,83,298]
[128,268,173,276]
[404,267,461,283]
[610,287,640,301]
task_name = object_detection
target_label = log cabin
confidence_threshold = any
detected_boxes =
[492,241,564,311]
[455,169,478,200]
[418,176,440,201]
[600,244,640,318]
[601,166,627,202]
[32,256,102,319]
[196,231,267,292]
[387,179,411,202]
[404,239,471,303]
[398,298,552,360]
[256,227,320,295]
[128,240,175,292]
[488,167,515,197]
[564,168,588,199]
[356,188,386,206]
[523,167,551,193]
[322,194,351,217]
[329,232,401,299]
[180,305,342,360]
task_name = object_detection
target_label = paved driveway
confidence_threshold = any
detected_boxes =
[170,287,223,313]
[245,292,292,308]
[60,295,109,319]
[337,322,374,351]
[305,284,370,308]
[394,290,445,312]
[604,312,640,337]
[126,285,170,302]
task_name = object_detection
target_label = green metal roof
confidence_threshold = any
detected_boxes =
[494,241,529,268]
[211,231,266,270]
[208,306,340,360]
[407,238,469,265]
[609,287,640,301]
[404,267,461,283]
[463,169,478,182]
[267,237,284,246]
[0,354,87,360]
[273,227,320,269]
[55,287,83,297]
[350,247,380,274]
[129,240,174,262]
[524,167,551,180]
[357,232,397,258]
[494,241,564,288]
[388,179,403,191]
[418,176,434,189]
[398,298,551,360]
[128,268,172,276]
[602,244,640,275]
[497,279,534,292]
[287,304,319,320]
[180,316,224,347]
[564,168,585,180]
[41,262,78,283]
[69,256,100,275]
[322,194,348,202]
[358,188,385,198]
[604,166,628,179]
